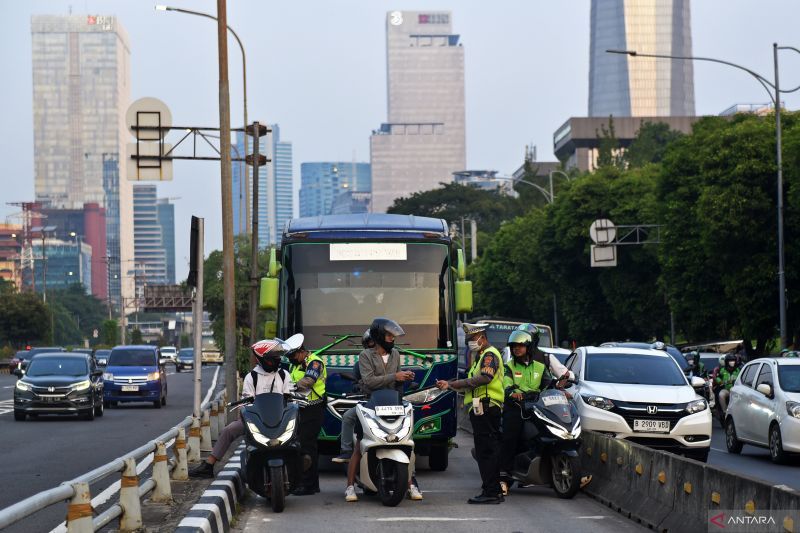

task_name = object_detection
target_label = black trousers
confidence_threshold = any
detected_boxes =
[470,405,502,496]
[500,402,524,475]
[298,400,325,490]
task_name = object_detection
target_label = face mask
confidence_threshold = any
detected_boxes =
[727,361,735,368]
[468,340,481,352]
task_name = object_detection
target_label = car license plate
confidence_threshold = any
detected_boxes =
[121,385,139,392]
[633,419,670,433]
[375,405,404,416]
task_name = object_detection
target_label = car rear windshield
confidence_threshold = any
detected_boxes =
[179,349,193,356]
[778,365,800,393]
[27,358,88,377]
[586,353,687,385]
[108,349,156,366]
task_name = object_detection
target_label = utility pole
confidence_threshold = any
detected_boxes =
[247,122,268,347]
[192,218,205,418]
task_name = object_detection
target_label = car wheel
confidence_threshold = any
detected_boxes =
[103,400,110,408]
[161,394,166,406]
[94,400,104,417]
[83,406,95,421]
[14,410,26,422]
[725,417,743,454]
[769,423,788,464]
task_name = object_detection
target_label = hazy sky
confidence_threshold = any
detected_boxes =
[2,0,799,281]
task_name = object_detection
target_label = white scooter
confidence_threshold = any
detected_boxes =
[355,389,414,507]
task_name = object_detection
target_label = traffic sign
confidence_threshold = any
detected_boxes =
[589,219,616,245]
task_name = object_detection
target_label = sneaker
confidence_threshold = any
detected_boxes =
[345,485,358,502]
[332,453,352,464]
[189,461,214,479]
[499,480,509,497]
[580,475,593,489]
[467,492,504,504]
[408,483,423,500]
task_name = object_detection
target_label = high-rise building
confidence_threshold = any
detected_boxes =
[369,11,466,213]
[588,0,694,117]
[132,184,167,294]
[31,15,134,308]
[0,225,22,289]
[33,238,93,293]
[232,124,293,247]
[156,198,176,284]
[299,162,371,217]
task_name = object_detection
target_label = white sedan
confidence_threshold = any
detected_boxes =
[565,346,712,461]
[724,357,800,463]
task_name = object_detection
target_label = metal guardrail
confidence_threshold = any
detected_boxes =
[0,369,228,532]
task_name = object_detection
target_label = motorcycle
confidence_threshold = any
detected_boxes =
[686,371,715,410]
[505,383,583,499]
[230,391,308,512]
[354,388,414,507]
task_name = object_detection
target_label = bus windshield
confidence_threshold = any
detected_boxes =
[281,242,453,349]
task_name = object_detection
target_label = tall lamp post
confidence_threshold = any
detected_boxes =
[608,45,800,349]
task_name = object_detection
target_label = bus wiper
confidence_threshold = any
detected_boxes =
[312,334,361,356]
[399,348,433,364]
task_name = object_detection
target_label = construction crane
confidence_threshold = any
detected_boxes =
[5,201,49,292]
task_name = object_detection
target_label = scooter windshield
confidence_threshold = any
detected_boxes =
[367,389,402,408]
[537,390,574,425]
[249,392,286,428]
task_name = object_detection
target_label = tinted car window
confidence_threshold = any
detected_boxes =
[27,358,88,377]
[108,349,157,366]
[755,365,773,387]
[741,363,759,387]
[778,365,800,393]
[585,353,687,386]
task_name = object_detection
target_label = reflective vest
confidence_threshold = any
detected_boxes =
[290,353,326,401]
[464,346,505,409]
[503,358,546,395]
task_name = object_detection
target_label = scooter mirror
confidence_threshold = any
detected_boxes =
[407,381,420,392]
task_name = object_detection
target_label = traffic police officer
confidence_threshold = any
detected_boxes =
[436,322,505,504]
[286,335,327,495]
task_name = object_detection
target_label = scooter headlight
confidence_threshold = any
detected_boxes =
[363,416,388,440]
[404,387,446,405]
[277,419,296,444]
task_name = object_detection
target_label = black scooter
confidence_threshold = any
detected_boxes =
[229,391,308,512]
[506,383,583,499]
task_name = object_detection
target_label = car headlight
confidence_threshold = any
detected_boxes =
[686,399,708,414]
[70,380,91,392]
[787,401,800,419]
[582,395,615,410]
[404,387,446,404]
[15,380,32,392]
[103,372,114,381]
[146,371,160,381]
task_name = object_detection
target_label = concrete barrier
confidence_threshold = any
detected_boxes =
[581,431,800,532]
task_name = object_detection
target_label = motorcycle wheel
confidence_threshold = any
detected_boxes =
[268,465,286,513]
[551,454,580,499]
[376,459,408,507]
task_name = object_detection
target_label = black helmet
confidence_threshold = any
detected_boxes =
[515,323,540,348]
[368,318,405,354]
[724,353,737,367]
[507,330,533,359]
[685,351,698,365]
[251,338,287,373]
[362,329,375,349]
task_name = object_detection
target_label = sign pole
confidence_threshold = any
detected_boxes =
[192,218,204,419]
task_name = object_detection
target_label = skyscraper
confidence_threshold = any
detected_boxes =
[588,0,694,117]
[156,198,176,284]
[369,11,466,213]
[232,124,293,247]
[132,184,167,294]
[31,15,134,307]
[299,162,371,217]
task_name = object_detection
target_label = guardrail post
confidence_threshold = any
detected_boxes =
[200,409,212,452]
[66,481,93,533]
[188,417,201,462]
[223,390,229,424]
[150,441,173,503]
[210,400,220,441]
[119,458,142,532]
[173,426,189,480]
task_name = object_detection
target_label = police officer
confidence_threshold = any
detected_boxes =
[286,335,326,495]
[436,322,505,504]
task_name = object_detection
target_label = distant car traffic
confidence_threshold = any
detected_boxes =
[10,350,31,372]
[95,349,112,366]
[160,346,177,364]
[565,346,712,462]
[14,352,104,421]
[103,345,168,409]
[176,348,194,372]
[724,357,800,463]
[18,347,67,373]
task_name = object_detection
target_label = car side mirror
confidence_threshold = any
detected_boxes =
[159,358,169,366]
[756,383,773,398]
[91,369,103,378]
[690,376,705,388]
[407,381,420,392]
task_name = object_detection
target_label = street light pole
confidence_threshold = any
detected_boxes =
[549,170,571,204]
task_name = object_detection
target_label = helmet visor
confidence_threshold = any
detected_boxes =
[382,320,406,338]
[507,330,532,346]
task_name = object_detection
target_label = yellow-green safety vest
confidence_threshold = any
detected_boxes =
[464,346,505,409]
[503,358,546,395]
[290,353,326,401]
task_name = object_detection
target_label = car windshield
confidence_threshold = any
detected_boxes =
[95,350,111,357]
[586,352,687,385]
[484,323,553,349]
[108,349,156,366]
[27,358,88,377]
[778,365,800,393]
[178,351,193,359]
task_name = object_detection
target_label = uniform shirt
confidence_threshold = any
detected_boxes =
[241,366,294,399]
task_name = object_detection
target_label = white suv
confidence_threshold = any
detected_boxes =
[724,357,800,463]
[565,346,712,462]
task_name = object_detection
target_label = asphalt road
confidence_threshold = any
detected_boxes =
[707,423,800,489]
[0,364,223,533]
[232,431,648,533]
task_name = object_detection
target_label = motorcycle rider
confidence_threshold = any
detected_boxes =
[286,337,326,495]
[715,353,742,414]
[190,338,294,478]
[685,351,707,378]
[436,323,505,504]
[332,330,373,464]
[344,318,421,502]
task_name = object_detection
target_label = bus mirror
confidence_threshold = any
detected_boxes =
[455,280,473,313]
[259,277,278,310]
[264,320,277,338]
[268,248,281,277]
[456,249,467,280]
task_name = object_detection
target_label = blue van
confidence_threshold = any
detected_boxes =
[103,345,168,408]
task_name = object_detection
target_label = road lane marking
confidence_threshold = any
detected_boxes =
[711,447,727,453]
[375,518,500,522]
[576,516,608,519]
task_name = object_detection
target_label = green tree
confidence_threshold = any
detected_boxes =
[0,290,50,347]
[596,116,624,170]
[130,328,143,344]
[101,319,119,346]
[624,121,684,168]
